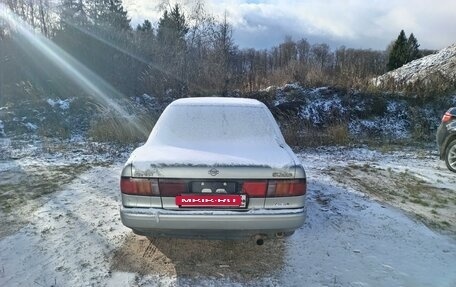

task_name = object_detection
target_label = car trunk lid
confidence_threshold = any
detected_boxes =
[128,144,297,179]
[126,144,299,210]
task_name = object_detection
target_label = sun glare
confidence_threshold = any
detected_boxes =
[0,4,148,137]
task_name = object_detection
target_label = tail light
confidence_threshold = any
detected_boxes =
[159,179,187,197]
[242,181,268,197]
[243,179,306,197]
[267,179,306,197]
[120,177,159,196]
[442,112,453,123]
[121,177,306,198]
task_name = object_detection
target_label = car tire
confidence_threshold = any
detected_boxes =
[445,139,456,172]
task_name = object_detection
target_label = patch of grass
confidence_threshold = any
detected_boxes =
[388,190,399,196]
[378,144,401,154]
[347,163,378,173]
[326,123,350,145]
[410,198,430,207]
[360,163,372,172]
[88,113,157,144]
[280,120,351,147]
[428,220,446,230]
[433,197,448,205]
[37,111,71,139]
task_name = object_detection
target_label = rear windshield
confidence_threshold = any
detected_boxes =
[147,105,280,145]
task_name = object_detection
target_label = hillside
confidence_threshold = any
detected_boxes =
[372,44,456,94]
[1,83,455,145]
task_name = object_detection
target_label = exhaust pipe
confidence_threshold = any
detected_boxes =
[254,235,264,246]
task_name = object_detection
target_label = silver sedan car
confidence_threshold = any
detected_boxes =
[120,97,306,244]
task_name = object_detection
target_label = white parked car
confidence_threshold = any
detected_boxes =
[120,97,306,244]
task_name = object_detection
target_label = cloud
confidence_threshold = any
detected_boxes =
[123,0,456,50]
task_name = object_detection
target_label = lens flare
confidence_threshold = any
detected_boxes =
[0,4,148,137]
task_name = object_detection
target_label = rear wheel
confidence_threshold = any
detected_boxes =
[445,140,456,172]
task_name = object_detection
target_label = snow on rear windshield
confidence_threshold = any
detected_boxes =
[147,104,279,146]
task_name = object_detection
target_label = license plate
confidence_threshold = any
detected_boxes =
[176,194,247,208]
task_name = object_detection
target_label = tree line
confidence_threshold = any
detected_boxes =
[1,0,430,106]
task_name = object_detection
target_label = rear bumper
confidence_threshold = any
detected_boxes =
[120,206,306,239]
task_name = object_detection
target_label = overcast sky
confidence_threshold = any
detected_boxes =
[123,0,456,51]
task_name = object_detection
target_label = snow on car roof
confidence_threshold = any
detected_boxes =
[170,97,264,107]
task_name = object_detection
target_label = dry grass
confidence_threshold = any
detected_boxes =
[88,113,157,144]
[282,121,351,147]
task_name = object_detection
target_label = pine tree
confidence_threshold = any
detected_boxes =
[387,30,408,71]
[60,0,89,28]
[157,5,189,47]
[99,0,131,31]
[146,4,189,100]
[137,20,152,32]
[407,33,420,62]
[387,30,421,71]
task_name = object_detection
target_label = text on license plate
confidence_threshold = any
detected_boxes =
[176,195,246,208]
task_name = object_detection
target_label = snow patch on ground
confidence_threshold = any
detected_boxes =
[349,116,409,139]
[23,122,38,131]
[131,94,160,113]
[0,120,5,136]
[260,85,276,93]
[451,94,456,105]
[300,95,346,125]
[47,98,72,110]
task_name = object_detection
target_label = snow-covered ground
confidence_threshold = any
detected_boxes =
[0,147,455,286]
